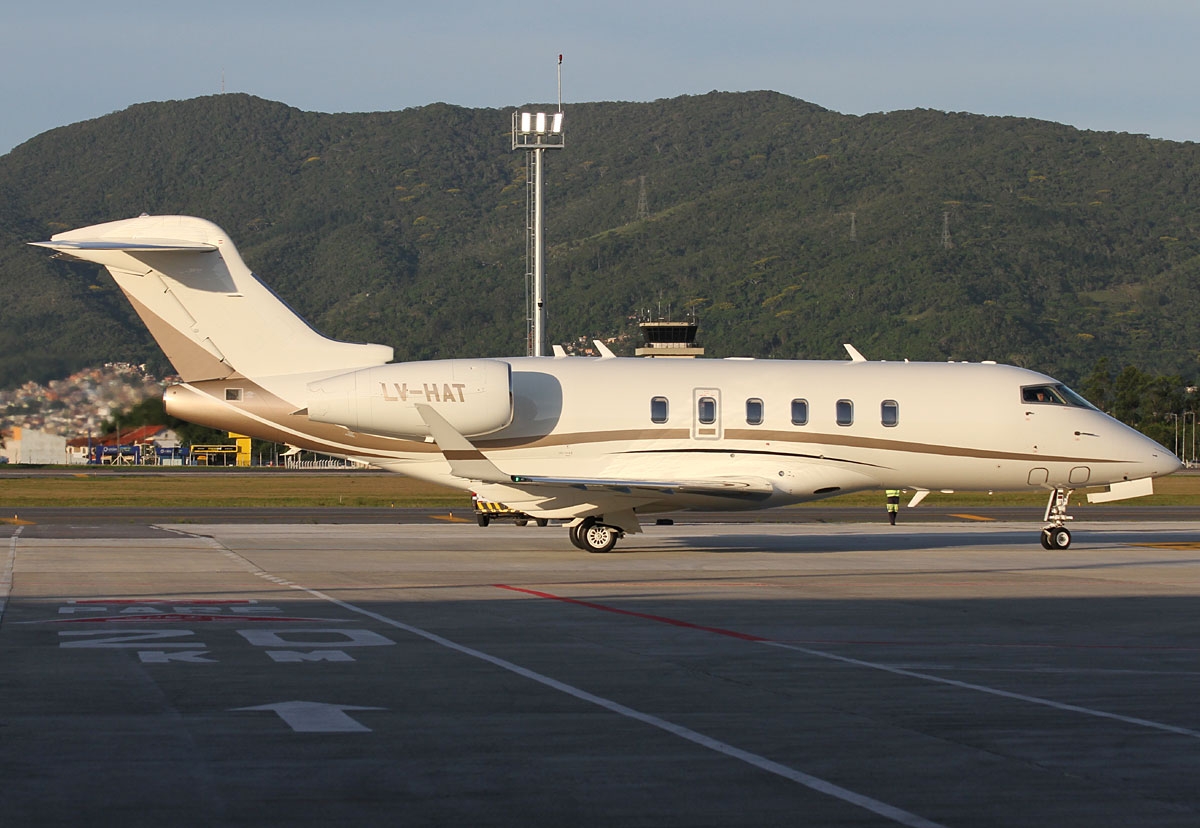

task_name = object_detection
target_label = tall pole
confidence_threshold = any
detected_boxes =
[1184,411,1194,466]
[532,146,546,357]
[511,100,564,357]
[1185,405,1195,465]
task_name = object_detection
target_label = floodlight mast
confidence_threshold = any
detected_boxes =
[511,108,564,356]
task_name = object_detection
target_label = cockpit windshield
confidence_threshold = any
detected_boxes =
[1020,384,1098,410]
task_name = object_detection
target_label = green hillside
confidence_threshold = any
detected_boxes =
[2,91,1198,394]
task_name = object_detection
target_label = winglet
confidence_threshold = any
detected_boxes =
[844,343,866,362]
[414,403,509,483]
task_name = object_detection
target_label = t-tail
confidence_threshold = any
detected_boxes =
[31,215,393,381]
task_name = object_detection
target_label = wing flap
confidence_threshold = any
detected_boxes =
[507,474,775,502]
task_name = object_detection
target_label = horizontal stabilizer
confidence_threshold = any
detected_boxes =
[31,239,216,253]
[1086,477,1154,504]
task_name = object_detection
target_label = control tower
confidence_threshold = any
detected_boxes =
[635,318,705,358]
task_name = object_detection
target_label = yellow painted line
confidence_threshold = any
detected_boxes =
[1133,542,1200,550]
[949,513,995,522]
[431,514,471,523]
[1,516,35,526]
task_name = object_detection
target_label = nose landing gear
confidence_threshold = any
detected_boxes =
[1040,487,1074,549]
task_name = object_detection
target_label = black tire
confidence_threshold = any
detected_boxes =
[580,522,619,553]
[1049,527,1071,549]
[568,521,588,550]
[476,514,490,527]
[1040,528,1052,549]
[514,518,528,527]
[535,518,549,527]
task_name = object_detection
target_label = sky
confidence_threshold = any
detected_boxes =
[2,0,1198,156]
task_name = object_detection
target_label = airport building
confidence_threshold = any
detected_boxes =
[65,425,183,465]
[1,427,68,464]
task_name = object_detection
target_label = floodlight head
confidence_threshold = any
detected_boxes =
[511,110,565,149]
[516,111,564,135]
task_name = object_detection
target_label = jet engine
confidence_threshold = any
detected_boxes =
[306,358,512,439]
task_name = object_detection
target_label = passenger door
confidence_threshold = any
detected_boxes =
[692,388,722,440]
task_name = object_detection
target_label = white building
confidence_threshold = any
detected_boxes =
[2,427,69,464]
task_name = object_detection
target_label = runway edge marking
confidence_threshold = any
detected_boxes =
[498,584,1200,742]
[183,531,946,828]
[0,526,19,624]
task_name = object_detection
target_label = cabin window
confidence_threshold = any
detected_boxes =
[650,396,669,424]
[746,398,764,426]
[225,388,243,402]
[791,398,809,426]
[697,396,716,425]
[836,399,854,426]
[881,400,899,427]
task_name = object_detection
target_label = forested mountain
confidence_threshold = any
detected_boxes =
[2,91,1198,392]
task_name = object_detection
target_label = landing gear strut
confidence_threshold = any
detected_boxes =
[1040,487,1074,549]
[569,517,622,553]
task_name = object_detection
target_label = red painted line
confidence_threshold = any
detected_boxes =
[492,586,1200,654]
[493,584,768,642]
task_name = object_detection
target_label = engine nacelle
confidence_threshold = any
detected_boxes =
[306,358,512,439]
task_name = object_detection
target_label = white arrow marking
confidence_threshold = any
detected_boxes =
[234,701,384,732]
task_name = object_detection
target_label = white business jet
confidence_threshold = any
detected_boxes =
[33,216,1182,552]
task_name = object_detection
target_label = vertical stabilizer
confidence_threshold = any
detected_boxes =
[32,215,393,381]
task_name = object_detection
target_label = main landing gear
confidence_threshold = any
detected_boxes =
[1040,487,1074,549]
[568,517,623,553]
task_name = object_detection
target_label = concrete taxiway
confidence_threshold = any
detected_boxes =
[2,518,1199,827]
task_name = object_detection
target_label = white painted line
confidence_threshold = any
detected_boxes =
[0,526,21,625]
[206,537,946,828]
[764,640,1200,740]
[234,701,385,733]
[504,581,1200,742]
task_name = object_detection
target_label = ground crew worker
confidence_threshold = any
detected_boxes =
[886,489,901,525]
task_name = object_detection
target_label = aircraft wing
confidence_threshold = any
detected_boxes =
[413,403,774,528]
[470,474,775,535]
[505,473,775,501]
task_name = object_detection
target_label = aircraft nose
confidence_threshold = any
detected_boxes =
[1141,434,1183,477]
[1152,449,1185,476]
